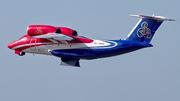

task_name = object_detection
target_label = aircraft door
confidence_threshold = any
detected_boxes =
[30,38,37,51]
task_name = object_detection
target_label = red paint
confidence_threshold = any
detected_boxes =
[73,36,94,43]
[56,27,77,36]
[8,25,95,54]
[15,50,21,54]
[27,25,78,36]
[8,42,13,49]
[27,25,57,36]
[139,15,146,17]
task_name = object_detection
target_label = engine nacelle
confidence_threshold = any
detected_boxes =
[27,25,78,36]
[56,27,78,36]
[27,25,57,36]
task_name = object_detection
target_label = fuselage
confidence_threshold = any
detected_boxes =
[8,34,152,59]
[8,15,173,67]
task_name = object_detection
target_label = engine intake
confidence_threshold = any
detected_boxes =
[56,27,78,36]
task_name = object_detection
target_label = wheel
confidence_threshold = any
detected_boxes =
[19,52,25,56]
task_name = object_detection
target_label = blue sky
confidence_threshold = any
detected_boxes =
[1,0,180,101]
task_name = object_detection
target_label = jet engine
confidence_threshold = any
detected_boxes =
[27,25,77,36]
[56,27,78,36]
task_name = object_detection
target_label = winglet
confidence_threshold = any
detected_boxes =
[130,14,175,21]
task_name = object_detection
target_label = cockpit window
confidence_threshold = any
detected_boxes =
[19,37,27,40]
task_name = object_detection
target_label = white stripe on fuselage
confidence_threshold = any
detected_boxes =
[89,40,117,48]
[12,43,44,50]
[16,40,118,55]
[43,40,117,50]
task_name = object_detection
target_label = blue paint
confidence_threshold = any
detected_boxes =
[51,40,152,59]
[50,16,166,61]
[126,18,163,43]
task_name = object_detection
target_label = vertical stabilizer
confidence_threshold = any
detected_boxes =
[126,15,174,43]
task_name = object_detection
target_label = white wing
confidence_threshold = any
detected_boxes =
[130,14,175,21]
[32,33,76,41]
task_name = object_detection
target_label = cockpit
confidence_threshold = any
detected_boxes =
[19,37,27,40]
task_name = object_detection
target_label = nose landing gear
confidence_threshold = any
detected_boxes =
[19,52,25,56]
[15,50,25,56]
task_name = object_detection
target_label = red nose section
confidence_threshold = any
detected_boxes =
[8,42,13,49]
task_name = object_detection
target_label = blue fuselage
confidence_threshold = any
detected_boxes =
[51,40,152,59]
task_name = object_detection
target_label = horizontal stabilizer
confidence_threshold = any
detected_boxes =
[130,14,175,21]
[60,57,80,67]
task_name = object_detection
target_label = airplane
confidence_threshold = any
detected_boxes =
[8,15,174,67]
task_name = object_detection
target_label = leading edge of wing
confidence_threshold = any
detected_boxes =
[32,33,77,41]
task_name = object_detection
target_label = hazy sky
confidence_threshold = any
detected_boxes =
[1,0,180,101]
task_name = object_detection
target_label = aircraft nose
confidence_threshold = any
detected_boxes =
[8,42,14,49]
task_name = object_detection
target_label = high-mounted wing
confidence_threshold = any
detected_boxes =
[32,33,78,43]
[32,33,77,41]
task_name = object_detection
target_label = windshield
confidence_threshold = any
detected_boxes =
[19,37,27,40]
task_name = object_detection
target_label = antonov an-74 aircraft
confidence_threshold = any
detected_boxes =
[8,15,174,67]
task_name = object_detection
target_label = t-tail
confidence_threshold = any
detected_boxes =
[126,15,175,43]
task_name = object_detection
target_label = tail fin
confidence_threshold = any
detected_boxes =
[125,15,175,43]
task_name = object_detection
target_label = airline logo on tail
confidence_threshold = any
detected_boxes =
[137,22,151,39]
